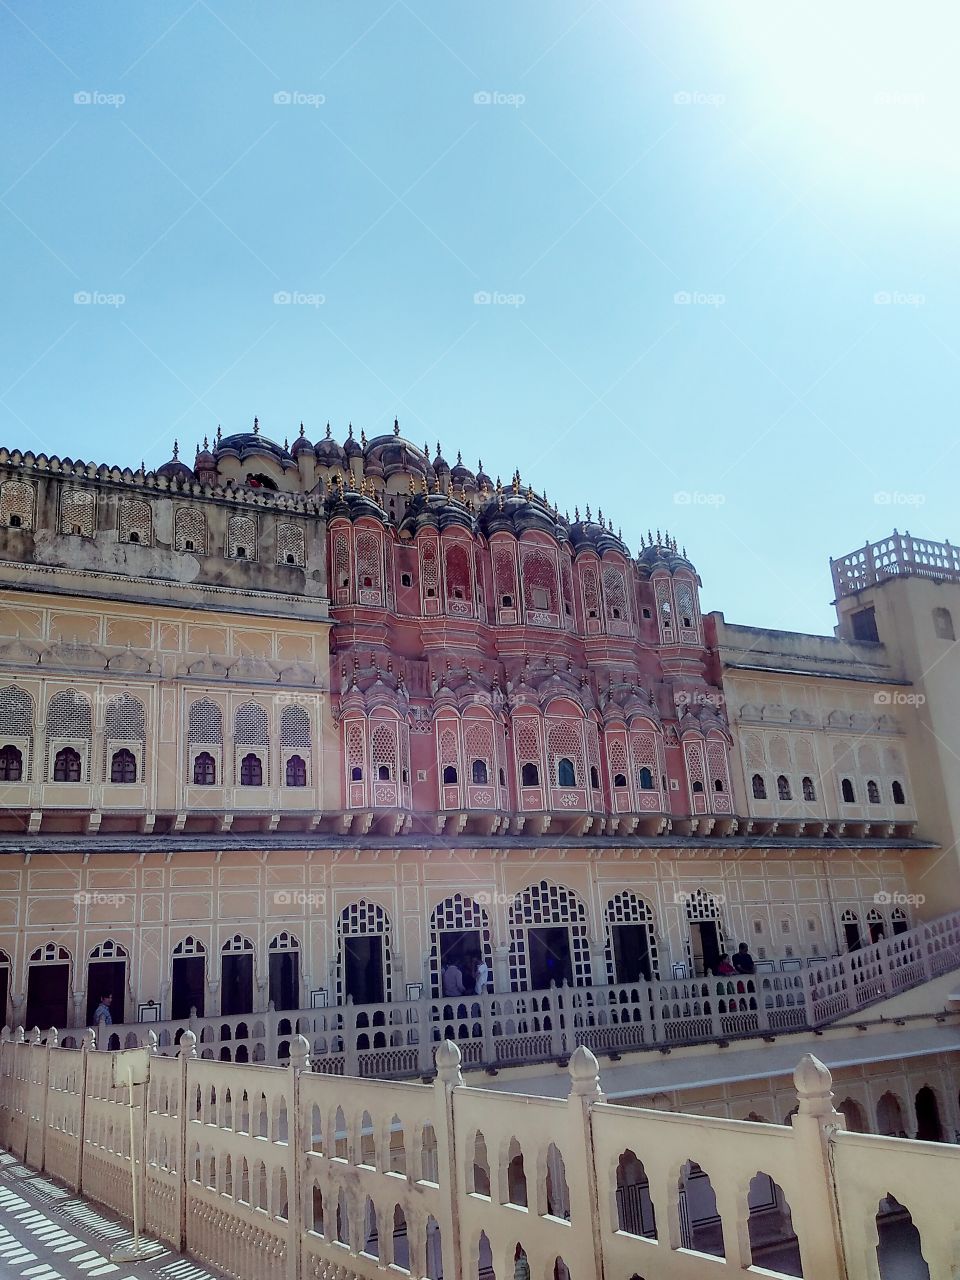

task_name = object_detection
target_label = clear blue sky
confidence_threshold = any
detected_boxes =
[2,2,956,634]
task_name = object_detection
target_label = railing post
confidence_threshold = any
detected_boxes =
[567,1046,606,1280]
[434,1040,463,1280]
[787,1055,847,1280]
[177,1029,197,1253]
[77,1027,95,1194]
[343,997,358,1077]
[415,998,432,1076]
[289,1034,310,1280]
[266,1001,278,1063]
[37,1026,55,1174]
[481,993,496,1067]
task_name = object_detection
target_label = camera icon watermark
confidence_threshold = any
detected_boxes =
[673,490,726,507]
[673,90,725,107]
[674,890,726,907]
[673,290,725,307]
[273,890,326,909]
[873,491,925,506]
[473,890,515,907]
[873,290,925,307]
[873,690,926,707]
[74,291,125,308]
[473,90,525,108]
[273,90,325,107]
[874,890,924,907]
[273,291,325,307]
[74,90,125,108]
[675,690,725,710]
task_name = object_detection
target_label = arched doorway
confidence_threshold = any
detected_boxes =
[866,908,886,943]
[26,944,70,1029]
[604,890,659,983]
[85,940,127,1025]
[337,900,393,1005]
[876,1091,907,1138]
[0,950,10,1028]
[914,1086,943,1142]
[838,1097,868,1133]
[428,894,493,997]
[507,880,591,991]
[684,889,725,977]
[171,936,206,1019]
[840,909,862,951]
[268,932,300,1011]
[220,935,255,1016]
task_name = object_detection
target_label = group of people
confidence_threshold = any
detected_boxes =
[441,953,489,997]
[710,943,756,977]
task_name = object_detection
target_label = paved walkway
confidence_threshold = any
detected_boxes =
[0,1153,222,1280]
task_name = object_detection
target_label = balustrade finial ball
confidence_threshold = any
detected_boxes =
[31,1026,41,1045]
[0,1027,9,1043]
[179,1029,198,1059]
[15,1026,25,1044]
[147,1030,159,1054]
[82,1028,96,1051]
[48,1028,58,1047]
[568,1045,602,1097]
[435,1039,463,1085]
[290,1035,311,1071]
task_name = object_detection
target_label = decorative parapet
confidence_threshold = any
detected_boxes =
[832,531,960,599]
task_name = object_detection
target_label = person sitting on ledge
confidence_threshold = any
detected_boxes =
[713,954,736,976]
[732,942,756,975]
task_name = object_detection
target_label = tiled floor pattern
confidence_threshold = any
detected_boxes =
[0,1155,219,1280]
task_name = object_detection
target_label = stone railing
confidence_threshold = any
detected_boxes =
[832,530,960,597]
[42,908,960,1072]
[1,1028,955,1280]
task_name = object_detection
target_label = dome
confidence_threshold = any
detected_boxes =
[637,533,695,573]
[343,425,362,457]
[215,419,292,464]
[433,441,449,472]
[315,424,346,467]
[157,441,194,482]
[475,459,493,490]
[450,451,474,486]
[194,437,215,471]
[291,423,313,458]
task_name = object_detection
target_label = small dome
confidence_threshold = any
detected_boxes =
[194,437,215,471]
[475,459,493,490]
[315,424,346,466]
[433,441,449,472]
[291,423,313,458]
[157,441,194,481]
[450,451,474,485]
[343,425,362,457]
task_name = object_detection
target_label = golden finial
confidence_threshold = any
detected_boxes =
[347,423,354,439]
[436,440,442,459]
[325,422,332,439]
[361,476,368,497]
[460,482,467,502]
[424,440,430,457]
[526,484,533,501]
[203,435,209,450]
[656,529,662,545]
[457,450,462,465]
[433,474,441,493]
[348,471,356,491]
[496,476,503,494]
[284,437,289,451]
[598,507,604,524]
[682,545,687,557]
[408,475,416,495]
[512,473,520,495]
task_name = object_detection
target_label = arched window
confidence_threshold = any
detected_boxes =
[521,762,539,787]
[471,759,488,785]
[613,771,627,788]
[933,606,955,640]
[777,774,791,800]
[351,765,363,781]
[841,777,855,803]
[53,747,81,782]
[892,780,906,805]
[802,776,816,800]
[557,757,576,787]
[638,766,654,790]
[442,764,458,785]
[285,755,307,787]
[193,751,216,785]
[240,754,263,786]
[713,777,724,792]
[590,765,600,789]
[867,779,880,804]
[0,746,22,782]
[110,748,137,783]
[752,773,766,799]
[691,779,703,793]
[377,763,391,781]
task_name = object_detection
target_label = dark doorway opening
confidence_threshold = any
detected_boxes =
[439,930,482,993]
[892,915,909,936]
[344,936,384,1004]
[612,924,652,982]
[869,921,886,943]
[26,964,69,1029]
[844,921,862,951]
[691,921,721,976]
[86,960,126,1025]
[269,950,300,1011]
[0,966,9,1027]
[171,956,205,1019]
[915,1087,943,1142]
[221,953,254,1016]
[527,926,572,989]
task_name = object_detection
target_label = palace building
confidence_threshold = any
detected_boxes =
[0,421,959,1138]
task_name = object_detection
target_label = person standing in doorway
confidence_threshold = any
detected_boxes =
[442,960,465,997]
[93,992,113,1027]
[474,952,490,995]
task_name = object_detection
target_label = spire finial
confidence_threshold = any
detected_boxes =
[172,439,179,460]
[394,416,400,436]
[325,422,331,439]
[347,422,353,439]
[253,416,260,435]
[203,435,209,450]
[299,422,305,438]
[360,428,367,447]
[457,450,462,465]
[216,424,222,444]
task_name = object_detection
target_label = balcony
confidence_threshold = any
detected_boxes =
[832,531,960,598]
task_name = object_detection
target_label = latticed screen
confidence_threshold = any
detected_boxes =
[59,488,94,536]
[174,506,206,552]
[444,544,471,603]
[684,740,707,798]
[0,686,33,737]
[464,718,494,776]
[674,580,697,629]
[332,529,350,588]
[336,900,393,1003]
[602,565,628,617]
[654,579,673,634]
[492,545,517,604]
[521,547,558,612]
[188,699,223,744]
[546,719,584,785]
[560,555,575,620]
[355,529,382,593]
[119,500,152,544]
[513,716,542,777]
[420,541,440,594]
[580,563,600,617]
[46,690,91,779]
[508,880,591,991]
[235,703,269,745]
[428,894,493,996]
[604,891,659,982]
[0,480,35,529]
[105,693,145,740]
[608,735,628,780]
[438,727,460,769]
[277,522,305,566]
[227,514,257,558]
[280,705,310,748]
[371,720,398,776]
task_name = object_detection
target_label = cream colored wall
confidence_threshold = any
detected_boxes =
[0,591,339,815]
[0,845,919,1024]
